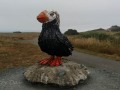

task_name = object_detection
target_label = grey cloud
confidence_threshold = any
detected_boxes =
[0,0,120,32]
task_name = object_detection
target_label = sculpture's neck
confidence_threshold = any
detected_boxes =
[42,19,59,28]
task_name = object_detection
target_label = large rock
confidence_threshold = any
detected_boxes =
[24,58,90,86]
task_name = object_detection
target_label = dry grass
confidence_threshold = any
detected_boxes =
[68,36,120,61]
[0,32,39,41]
[0,33,48,70]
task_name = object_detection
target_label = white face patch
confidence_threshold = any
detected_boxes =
[44,10,56,23]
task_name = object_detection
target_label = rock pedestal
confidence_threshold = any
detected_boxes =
[24,58,90,86]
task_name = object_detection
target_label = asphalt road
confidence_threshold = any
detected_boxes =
[0,38,120,90]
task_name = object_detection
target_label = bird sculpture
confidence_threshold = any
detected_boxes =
[37,10,73,66]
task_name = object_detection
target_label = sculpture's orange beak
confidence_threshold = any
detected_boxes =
[37,12,49,23]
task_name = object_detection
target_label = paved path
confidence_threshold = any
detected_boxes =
[0,38,120,90]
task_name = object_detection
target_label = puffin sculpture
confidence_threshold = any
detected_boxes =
[37,10,73,66]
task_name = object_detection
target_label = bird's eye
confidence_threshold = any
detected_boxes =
[50,13,54,16]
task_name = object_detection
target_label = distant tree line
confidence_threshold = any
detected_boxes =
[13,31,22,33]
[64,25,120,35]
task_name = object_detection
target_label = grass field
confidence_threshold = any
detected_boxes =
[0,33,48,70]
[67,31,120,61]
[0,31,120,70]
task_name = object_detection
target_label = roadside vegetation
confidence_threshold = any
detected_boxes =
[0,33,48,70]
[65,26,120,61]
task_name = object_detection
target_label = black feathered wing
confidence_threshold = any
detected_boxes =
[56,31,73,52]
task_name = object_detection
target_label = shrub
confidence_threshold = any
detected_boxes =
[64,29,79,35]
[108,25,120,32]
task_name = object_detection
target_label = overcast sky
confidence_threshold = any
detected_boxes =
[0,0,120,32]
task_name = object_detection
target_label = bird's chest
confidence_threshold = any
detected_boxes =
[40,28,57,40]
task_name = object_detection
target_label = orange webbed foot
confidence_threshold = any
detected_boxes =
[49,56,62,66]
[39,56,54,65]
